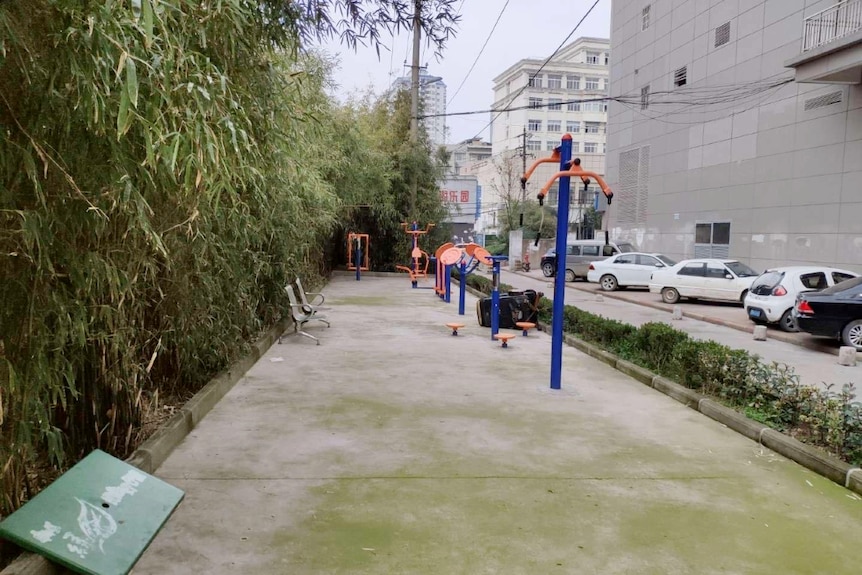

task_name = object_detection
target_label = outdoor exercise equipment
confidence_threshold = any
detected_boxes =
[450,243,492,316]
[516,321,536,336]
[486,255,509,340]
[521,134,615,390]
[493,333,515,348]
[396,221,435,288]
[445,322,465,336]
[346,232,369,281]
[434,242,457,301]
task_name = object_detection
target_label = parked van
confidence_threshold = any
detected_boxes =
[558,240,636,281]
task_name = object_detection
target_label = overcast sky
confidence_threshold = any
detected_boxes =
[317,0,612,144]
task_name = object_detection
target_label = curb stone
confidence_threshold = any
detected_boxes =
[1,317,291,575]
[535,320,862,498]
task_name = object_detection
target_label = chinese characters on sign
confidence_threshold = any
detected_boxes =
[440,190,471,203]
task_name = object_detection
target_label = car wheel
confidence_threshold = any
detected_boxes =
[600,274,618,291]
[661,287,680,304]
[564,269,576,282]
[779,309,798,332]
[542,262,554,277]
[841,320,862,350]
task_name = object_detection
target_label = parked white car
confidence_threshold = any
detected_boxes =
[587,252,677,291]
[649,259,759,304]
[744,266,859,332]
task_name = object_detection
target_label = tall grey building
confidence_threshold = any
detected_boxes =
[393,69,447,148]
[606,0,862,271]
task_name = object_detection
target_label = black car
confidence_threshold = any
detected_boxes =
[794,276,862,350]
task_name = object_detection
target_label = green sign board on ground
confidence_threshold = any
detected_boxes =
[0,449,183,575]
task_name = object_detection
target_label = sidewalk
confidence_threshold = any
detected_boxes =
[497,269,860,392]
[132,274,862,574]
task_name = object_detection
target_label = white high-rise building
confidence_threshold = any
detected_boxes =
[393,69,447,148]
[487,37,611,236]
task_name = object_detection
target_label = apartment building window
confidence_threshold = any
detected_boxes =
[603,143,607,153]
[640,85,650,109]
[583,100,605,112]
[546,141,557,151]
[585,77,600,90]
[566,121,580,132]
[571,142,580,153]
[528,119,542,131]
[585,122,600,134]
[529,97,543,109]
[526,139,542,152]
[547,120,561,132]
[547,74,562,89]
[567,101,581,111]
[674,66,687,87]
[585,142,598,153]
[604,53,609,65]
[548,98,562,111]
[567,75,580,90]
[586,51,600,64]
[528,74,542,88]
[642,5,650,30]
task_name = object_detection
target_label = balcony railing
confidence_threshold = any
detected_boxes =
[803,0,862,52]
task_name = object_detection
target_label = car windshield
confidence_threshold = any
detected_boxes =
[617,243,636,253]
[820,275,862,295]
[657,255,676,266]
[726,261,758,277]
[751,271,784,289]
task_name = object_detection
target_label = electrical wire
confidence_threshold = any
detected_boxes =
[446,0,511,107]
[468,0,605,140]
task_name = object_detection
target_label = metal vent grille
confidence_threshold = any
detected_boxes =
[674,66,687,87]
[804,90,843,111]
[694,244,730,258]
[715,22,730,47]
[617,146,650,225]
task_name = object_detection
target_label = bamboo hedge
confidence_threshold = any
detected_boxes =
[0,0,369,519]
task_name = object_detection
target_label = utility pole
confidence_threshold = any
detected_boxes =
[410,0,421,143]
[409,0,421,217]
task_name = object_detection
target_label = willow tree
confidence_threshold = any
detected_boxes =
[0,0,460,516]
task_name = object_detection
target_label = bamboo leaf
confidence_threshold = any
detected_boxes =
[142,0,154,47]
[126,58,138,109]
[117,82,131,138]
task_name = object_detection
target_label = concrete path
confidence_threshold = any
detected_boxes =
[497,269,860,392]
[133,275,862,574]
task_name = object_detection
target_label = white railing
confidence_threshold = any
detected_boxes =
[803,0,862,51]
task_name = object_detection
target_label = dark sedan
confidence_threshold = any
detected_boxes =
[794,276,862,350]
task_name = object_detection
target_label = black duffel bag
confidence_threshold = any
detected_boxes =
[475,289,542,328]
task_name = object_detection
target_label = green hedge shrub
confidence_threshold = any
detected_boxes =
[536,297,862,465]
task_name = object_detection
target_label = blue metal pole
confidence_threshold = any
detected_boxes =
[551,135,573,390]
[491,259,500,340]
[355,244,361,281]
[459,261,466,315]
[445,265,452,303]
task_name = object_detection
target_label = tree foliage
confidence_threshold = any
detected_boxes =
[0,0,452,518]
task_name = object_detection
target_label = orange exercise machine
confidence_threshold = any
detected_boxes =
[395,221,435,288]
[347,232,369,281]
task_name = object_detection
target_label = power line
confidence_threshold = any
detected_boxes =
[447,0,511,107]
[469,0,605,140]
[418,78,792,120]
